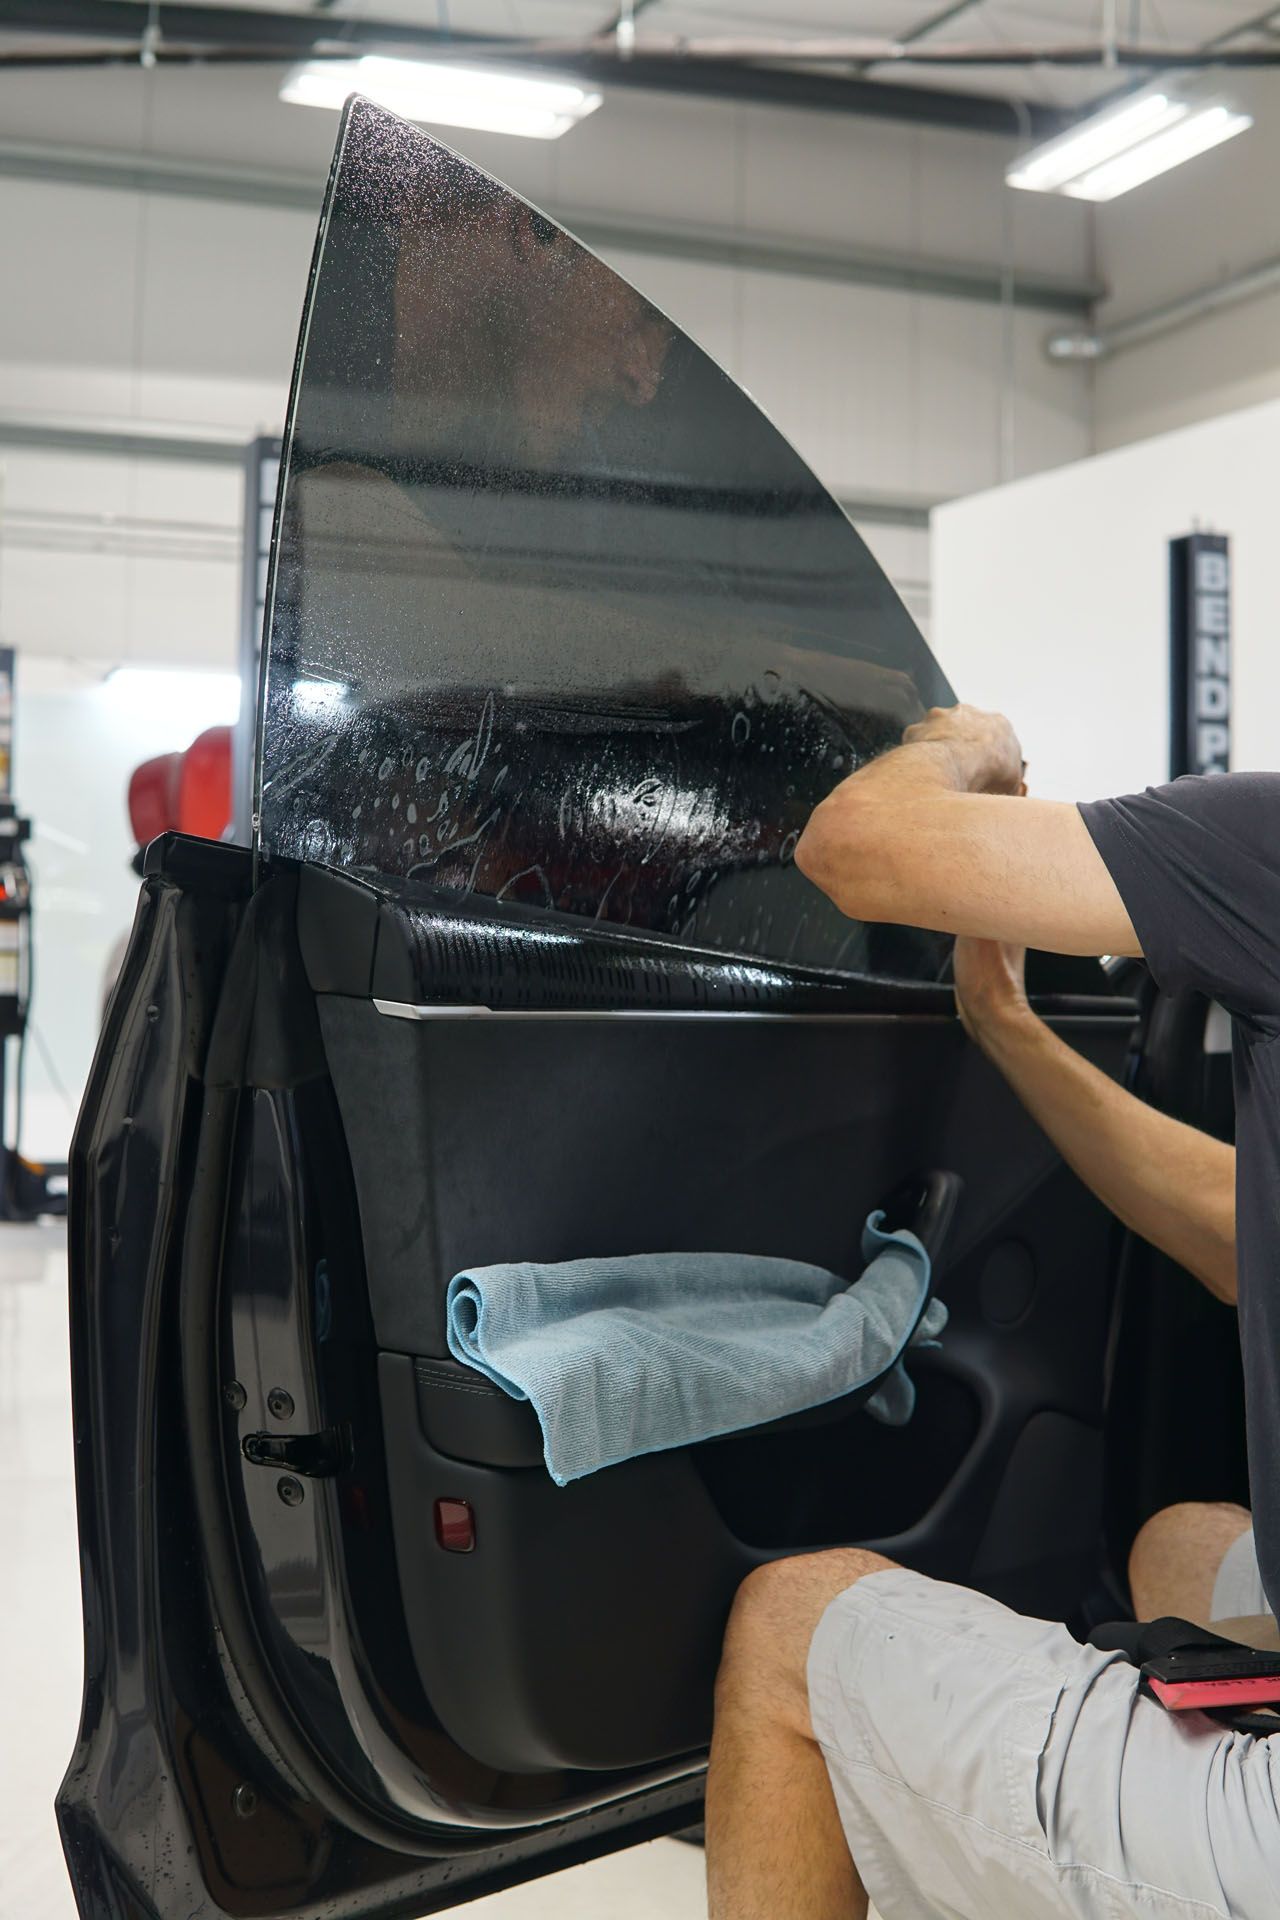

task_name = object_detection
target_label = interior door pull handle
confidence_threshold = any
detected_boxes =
[882,1169,964,1273]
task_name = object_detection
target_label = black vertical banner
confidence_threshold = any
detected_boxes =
[1169,532,1231,778]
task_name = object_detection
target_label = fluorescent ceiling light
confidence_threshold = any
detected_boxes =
[1063,106,1253,203]
[1007,87,1251,202]
[281,55,602,140]
[1008,92,1185,192]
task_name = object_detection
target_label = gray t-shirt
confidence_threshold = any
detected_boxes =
[1080,774,1280,1619]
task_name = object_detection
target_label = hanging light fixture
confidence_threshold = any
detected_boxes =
[1007,84,1252,203]
[281,55,603,141]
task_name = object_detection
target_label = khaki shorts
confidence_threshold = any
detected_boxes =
[808,1568,1280,1920]
[1210,1525,1274,1624]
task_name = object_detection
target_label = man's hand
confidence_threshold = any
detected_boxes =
[901,704,1025,797]
[952,937,1032,1046]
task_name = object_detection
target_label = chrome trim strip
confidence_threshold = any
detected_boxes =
[372,998,943,1024]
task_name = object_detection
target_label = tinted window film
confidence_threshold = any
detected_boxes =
[257,98,954,979]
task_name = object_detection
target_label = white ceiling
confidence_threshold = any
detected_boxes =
[172,0,1280,109]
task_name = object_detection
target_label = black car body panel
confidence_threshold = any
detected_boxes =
[60,99,1173,1919]
[60,838,715,1919]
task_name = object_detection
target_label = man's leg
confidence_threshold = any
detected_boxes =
[1128,1500,1251,1624]
[705,1547,895,1920]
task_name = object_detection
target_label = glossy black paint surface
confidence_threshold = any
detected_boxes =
[58,838,705,1918]
[257,98,953,980]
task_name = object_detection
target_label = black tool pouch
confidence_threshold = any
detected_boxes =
[1089,1617,1280,1734]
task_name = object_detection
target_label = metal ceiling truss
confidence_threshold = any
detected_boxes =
[0,0,1066,136]
[4,3,1276,137]
[6,1,1280,66]
[850,0,986,78]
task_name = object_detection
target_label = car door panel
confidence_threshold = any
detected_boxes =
[62,94,1143,1920]
[65,836,1137,1913]
[323,999,1124,1363]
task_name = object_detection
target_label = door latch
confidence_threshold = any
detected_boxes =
[242,1424,351,1478]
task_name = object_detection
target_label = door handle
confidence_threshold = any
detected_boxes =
[879,1169,964,1274]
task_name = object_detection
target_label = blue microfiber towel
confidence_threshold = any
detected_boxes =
[446,1213,947,1486]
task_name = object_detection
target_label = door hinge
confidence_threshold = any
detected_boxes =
[241,1424,352,1478]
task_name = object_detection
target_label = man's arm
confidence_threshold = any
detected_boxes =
[955,939,1237,1304]
[794,705,1142,957]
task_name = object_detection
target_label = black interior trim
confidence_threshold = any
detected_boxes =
[416,1356,544,1470]
[298,863,1139,1022]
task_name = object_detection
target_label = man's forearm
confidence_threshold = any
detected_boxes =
[973,1009,1237,1303]
[795,715,1017,923]
[794,708,1141,958]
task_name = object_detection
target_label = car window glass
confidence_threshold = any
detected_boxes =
[256,97,954,979]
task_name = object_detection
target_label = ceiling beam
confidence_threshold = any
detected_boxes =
[597,0,666,38]
[1055,1,1280,123]
[0,409,945,533]
[0,410,246,465]
[853,0,986,76]
[0,0,1068,138]
[1201,3,1280,50]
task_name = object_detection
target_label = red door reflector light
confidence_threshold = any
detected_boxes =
[434,1497,476,1553]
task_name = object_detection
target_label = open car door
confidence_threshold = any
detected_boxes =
[60,100,1140,1919]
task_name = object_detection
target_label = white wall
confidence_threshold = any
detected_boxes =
[932,395,1280,806]
[1093,72,1280,452]
[0,447,242,670]
[0,164,1088,666]
[17,656,241,1161]
[0,62,1095,668]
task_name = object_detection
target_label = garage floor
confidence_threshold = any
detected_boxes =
[2,1223,713,1918]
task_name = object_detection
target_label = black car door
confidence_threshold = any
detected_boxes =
[59,100,1139,1919]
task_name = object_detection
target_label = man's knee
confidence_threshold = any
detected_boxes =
[1128,1500,1250,1618]
[716,1548,896,1733]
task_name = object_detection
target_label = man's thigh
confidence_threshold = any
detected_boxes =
[808,1567,1280,1920]
[1129,1500,1254,1626]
